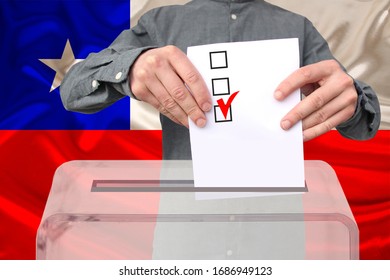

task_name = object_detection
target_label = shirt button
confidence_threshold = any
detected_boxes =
[231,14,237,20]
[227,250,233,256]
[92,80,98,88]
[115,72,123,80]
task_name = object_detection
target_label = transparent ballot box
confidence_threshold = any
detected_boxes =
[37,160,359,259]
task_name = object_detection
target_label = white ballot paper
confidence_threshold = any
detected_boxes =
[187,39,306,199]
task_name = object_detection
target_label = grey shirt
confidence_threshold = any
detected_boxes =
[61,0,381,160]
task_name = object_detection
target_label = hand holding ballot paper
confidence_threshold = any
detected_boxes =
[188,39,306,193]
[128,44,358,141]
[130,41,360,147]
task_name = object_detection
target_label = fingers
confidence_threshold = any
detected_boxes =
[302,88,357,141]
[166,46,212,112]
[274,60,339,101]
[280,79,346,130]
[275,60,358,140]
[130,46,211,128]
[154,58,208,127]
[140,79,184,126]
[302,87,356,131]
[302,101,356,141]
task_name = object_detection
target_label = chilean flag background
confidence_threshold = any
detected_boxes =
[0,0,389,260]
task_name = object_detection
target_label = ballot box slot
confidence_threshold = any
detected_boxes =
[91,180,308,193]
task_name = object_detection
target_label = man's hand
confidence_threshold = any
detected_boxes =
[274,60,358,141]
[129,45,212,128]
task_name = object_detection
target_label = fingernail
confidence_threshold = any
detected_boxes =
[202,102,212,112]
[274,90,283,100]
[281,120,291,130]
[196,118,206,128]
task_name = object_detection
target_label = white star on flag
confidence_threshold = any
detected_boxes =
[39,39,83,92]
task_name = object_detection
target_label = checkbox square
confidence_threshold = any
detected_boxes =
[214,105,233,123]
[210,51,228,69]
[212,78,230,96]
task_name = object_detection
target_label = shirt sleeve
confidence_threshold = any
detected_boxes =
[336,79,381,140]
[302,19,381,140]
[60,16,156,114]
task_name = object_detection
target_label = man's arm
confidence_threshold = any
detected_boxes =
[60,27,154,114]
[60,17,211,128]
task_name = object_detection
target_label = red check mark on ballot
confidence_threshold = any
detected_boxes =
[216,91,239,119]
